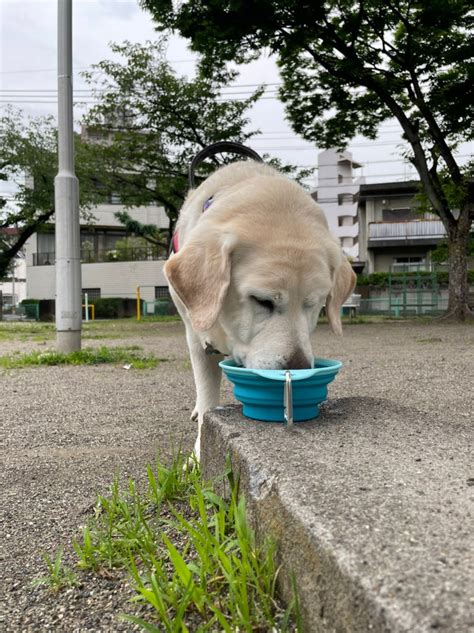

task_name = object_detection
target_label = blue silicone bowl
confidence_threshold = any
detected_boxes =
[219,358,342,423]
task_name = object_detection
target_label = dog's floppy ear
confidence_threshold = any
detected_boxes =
[325,258,357,336]
[164,232,235,332]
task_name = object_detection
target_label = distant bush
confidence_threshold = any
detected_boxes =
[90,298,122,318]
[356,270,473,288]
[356,272,389,287]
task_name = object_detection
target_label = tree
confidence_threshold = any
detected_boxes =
[114,210,169,255]
[0,108,101,278]
[81,39,265,243]
[0,53,261,277]
[0,42,310,278]
[141,0,474,320]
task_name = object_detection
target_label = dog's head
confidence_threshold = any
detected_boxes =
[165,177,356,369]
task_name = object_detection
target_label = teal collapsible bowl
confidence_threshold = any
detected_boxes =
[219,358,342,423]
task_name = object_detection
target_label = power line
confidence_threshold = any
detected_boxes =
[235,141,409,149]
[0,94,406,130]
[0,60,197,74]
[0,86,281,94]
[316,171,417,180]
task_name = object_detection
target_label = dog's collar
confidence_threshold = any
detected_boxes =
[170,196,214,255]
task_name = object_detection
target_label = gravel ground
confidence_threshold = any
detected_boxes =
[0,319,473,631]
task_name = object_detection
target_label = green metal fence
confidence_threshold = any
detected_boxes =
[357,265,450,316]
[143,299,172,316]
[359,295,448,317]
[18,303,40,320]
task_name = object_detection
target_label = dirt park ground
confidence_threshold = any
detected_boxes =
[0,317,473,631]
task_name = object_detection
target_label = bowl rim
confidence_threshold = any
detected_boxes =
[219,357,342,381]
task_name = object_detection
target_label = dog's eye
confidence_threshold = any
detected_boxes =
[250,295,274,312]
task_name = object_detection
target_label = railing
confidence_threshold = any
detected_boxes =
[33,246,167,266]
[369,220,446,240]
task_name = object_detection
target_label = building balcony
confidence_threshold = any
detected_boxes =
[368,220,446,247]
[336,223,359,239]
[32,246,167,266]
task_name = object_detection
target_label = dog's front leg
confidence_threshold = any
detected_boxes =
[186,329,224,459]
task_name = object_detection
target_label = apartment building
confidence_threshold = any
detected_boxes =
[313,149,364,260]
[25,202,170,307]
[357,181,446,273]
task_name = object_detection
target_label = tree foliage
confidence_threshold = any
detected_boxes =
[0,108,101,278]
[81,38,312,247]
[81,39,264,228]
[0,39,271,277]
[141,0,474,319]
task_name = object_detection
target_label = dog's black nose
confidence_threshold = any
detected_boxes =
[283,350,312,370]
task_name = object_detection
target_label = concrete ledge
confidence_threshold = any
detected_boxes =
[201,401,473,632]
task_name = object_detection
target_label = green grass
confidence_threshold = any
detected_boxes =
[60,453,300,631]
[0,322,55,340]
[0,318,183,343]
[0,345,163,370]
[317,313,419,326]
[32,548,78,592]
[416,337,443,344]
[140,315,181,323]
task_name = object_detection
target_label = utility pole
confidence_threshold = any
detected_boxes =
[55,0,81,352]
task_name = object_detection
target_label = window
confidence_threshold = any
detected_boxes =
[382,207,418,221]
[338,193,354,206]
[37,231,55,254]
[394,257,423,264]
[90,178,122,204]
[80,229,128,257]
[110,192,122,205]
[392,257,425,272]
[155,286,170,299]
[82,288,101,301]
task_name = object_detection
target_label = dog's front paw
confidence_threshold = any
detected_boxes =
[182,435,200,472]
[193,434,201,461]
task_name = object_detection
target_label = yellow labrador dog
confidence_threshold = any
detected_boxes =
[164,160,355,457]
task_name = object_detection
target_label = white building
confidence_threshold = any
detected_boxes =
[314,149,364,260]
[25,202,170,308]
[0,256,26,309]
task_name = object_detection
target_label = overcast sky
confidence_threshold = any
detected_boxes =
[1,0,472,193]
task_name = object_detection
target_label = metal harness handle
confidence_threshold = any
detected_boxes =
[188,141,263,189]
[284,371,294,426]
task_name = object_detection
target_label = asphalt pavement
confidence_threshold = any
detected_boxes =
[1,320,473,631]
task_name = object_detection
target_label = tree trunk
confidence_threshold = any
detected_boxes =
[445,214,472,321]
[0,209,54,278]
[0,253,14,280]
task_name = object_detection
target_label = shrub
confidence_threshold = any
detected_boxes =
[356,270,473,289]
[91,298,122,319]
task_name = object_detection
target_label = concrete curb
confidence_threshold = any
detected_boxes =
[201,402,473,632]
